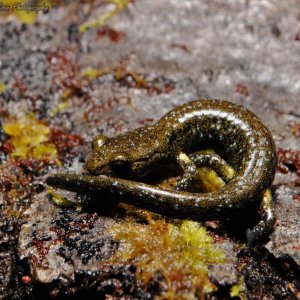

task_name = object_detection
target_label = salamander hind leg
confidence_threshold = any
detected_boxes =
[175,150,235,191]
[190,150,235,183]
[175,153,198,191]
[246,189,276,247]
[189,150,236,192]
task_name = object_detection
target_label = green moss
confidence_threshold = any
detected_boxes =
[230,276,246,300]
[109,218,225,299]
[106,148,236,298]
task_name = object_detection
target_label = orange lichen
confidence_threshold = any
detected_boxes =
[291,122,300,137]
[235,83,250,97]
[109,218,225,299]
[47,47,81,93]
[114,64,175,95]
[277,148,300,176]
[21,275,32,284]
[170,43,192,54]
[49,128,83,160]
[97,26,126,43]
[2,113,59,162]
[115,68,148,88]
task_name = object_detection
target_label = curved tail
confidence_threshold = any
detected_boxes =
[46,173,250,220]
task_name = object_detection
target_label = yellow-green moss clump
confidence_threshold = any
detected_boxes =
[3,113,58,162]
[230,276,246,300]
[109,218,225,299]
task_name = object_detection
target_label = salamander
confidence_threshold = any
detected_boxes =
[46,99,277,242]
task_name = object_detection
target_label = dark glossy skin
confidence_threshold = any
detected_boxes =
[47,99,277,242]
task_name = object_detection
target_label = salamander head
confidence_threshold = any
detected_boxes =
[85,128,165,178]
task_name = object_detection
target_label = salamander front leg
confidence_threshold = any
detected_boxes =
[246,189,275,246]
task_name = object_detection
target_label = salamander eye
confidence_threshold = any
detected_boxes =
[91,135,108,150]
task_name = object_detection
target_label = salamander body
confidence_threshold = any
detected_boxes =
[47,99,277,240]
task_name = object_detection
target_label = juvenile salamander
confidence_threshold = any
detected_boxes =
[47,99,277,242]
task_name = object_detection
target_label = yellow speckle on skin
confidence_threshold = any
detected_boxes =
[109,219,225,299]
[178,152,190,163]
[3,113,59,162]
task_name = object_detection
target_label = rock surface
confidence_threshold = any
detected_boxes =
[266,186,300,265]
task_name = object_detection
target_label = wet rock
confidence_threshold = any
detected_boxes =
[0,252,12,299]
[18,191,117,284]
[266,186,300,266]
[208,236,239,286]
[240,247,300,300]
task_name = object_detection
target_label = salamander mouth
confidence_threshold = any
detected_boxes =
[84,158,112,176]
